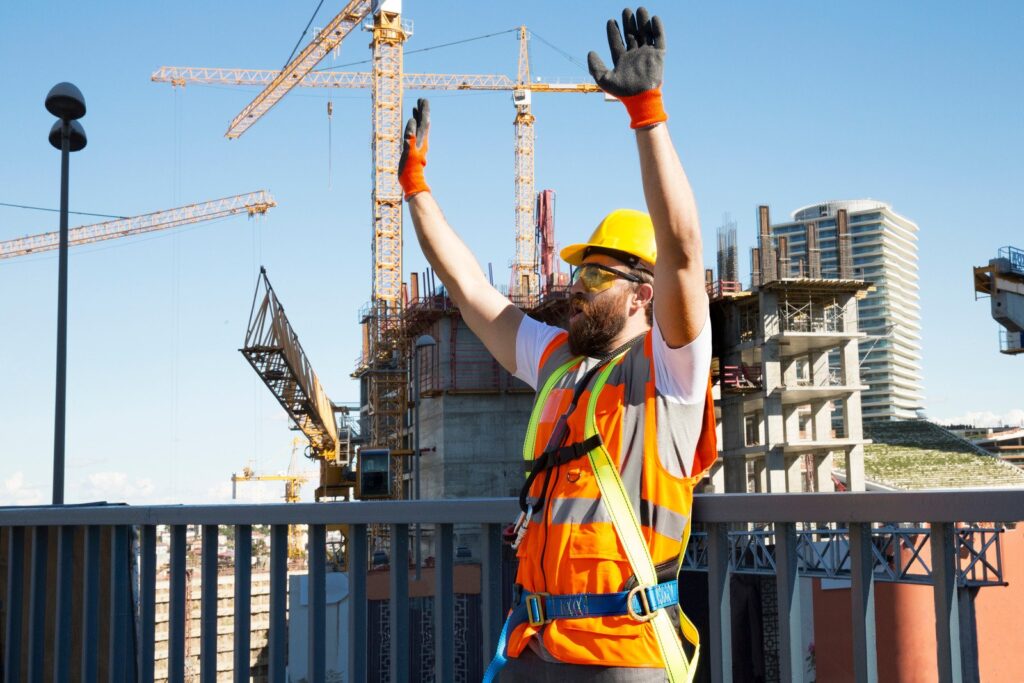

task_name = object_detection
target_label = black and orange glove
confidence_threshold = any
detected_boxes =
[398,98,431,200]
[587,7,667,130]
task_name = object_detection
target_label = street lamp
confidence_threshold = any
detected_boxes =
[412,334,436,578]
[46,82,87,505]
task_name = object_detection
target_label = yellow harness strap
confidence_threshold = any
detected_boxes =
[585,355,699,683]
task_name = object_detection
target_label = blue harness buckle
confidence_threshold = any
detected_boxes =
[525,592,549,627]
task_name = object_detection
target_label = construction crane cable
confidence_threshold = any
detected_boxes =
[282,0,328,71]
[311,27,520,72]
[0,202,127,220]
[528,29,590,74]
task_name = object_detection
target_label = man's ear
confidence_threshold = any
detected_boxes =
[632,282,654,312]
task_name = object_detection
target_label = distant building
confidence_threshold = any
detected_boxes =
[767,200,923,421]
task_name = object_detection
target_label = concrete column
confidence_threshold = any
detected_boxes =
[786,454,804,492]
[784,404,801,442]
[810,349,830,386]
[782,355,799,386]
[724,455,748,493]
[761,293,787,493]
[812,399,832,442]
[845,444,866,492]
[816,452,835,492]
[753,459,767,493]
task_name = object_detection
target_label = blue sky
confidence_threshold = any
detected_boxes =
[1,1,1021,505]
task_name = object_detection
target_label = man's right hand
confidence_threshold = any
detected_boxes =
[399,98,431,200]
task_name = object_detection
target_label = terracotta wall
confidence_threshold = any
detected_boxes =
[813,526,1024,682]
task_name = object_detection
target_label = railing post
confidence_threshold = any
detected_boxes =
[308,523,327,683]
[168,525,188,683]
[201,524,219,682]
[4,526,25,683]
[268,524,288,683]
[234,524,252,683]
[109,525,130,683]
[28,525,49,683]
[931,522,963,683]
[707,523,733,683]
[348,524,368,683]
[389,524,410,683]
[849,523,878,683]
[435,524,455,683]
[774,522,804,682]
[81,525,101,683]
[139,525,157,683]
[481,523,504,669]
[54,525,76,683]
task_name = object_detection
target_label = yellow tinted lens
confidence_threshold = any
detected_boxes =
[576,265,618,292]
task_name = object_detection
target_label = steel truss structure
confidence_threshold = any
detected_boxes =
[683,524,1006,587]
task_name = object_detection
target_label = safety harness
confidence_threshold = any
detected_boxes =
[484,337,700,682]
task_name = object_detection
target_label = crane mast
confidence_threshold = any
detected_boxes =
[511,26,538,303]
[365,1,410,502]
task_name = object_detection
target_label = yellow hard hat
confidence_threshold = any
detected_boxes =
[560,209,657,268]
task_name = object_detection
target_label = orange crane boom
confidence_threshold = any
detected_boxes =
[0,191,276,260]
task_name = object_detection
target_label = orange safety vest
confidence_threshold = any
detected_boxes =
[507,330,717,667]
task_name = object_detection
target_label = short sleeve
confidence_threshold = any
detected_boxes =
[652,311,712,404]
[513,315,563,390]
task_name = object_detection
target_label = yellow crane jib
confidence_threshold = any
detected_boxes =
[240,267,341,461]
[0,191,275,260]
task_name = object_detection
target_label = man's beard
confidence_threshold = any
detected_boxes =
[567,290,628,357]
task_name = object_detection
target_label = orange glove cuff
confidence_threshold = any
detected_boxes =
[399,134,431,201]
[619,88,668,130]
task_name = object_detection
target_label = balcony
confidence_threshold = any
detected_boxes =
[2,491,1021,682]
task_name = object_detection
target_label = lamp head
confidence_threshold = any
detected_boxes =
[414,334,436,349]
[45,82,86,121]
[48,120,87,152]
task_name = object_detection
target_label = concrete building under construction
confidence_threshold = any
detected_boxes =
[709,208,872,493]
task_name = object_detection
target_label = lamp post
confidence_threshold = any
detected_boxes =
[45,82,87,505]
[412,334,436,579]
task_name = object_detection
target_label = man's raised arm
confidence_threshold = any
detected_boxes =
[588,7,707,348]
[399,99,524,373]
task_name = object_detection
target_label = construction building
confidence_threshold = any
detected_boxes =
[710,211,872,493]
[766,200,924,421]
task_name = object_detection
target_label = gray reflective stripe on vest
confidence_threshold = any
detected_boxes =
[548,496,690,541]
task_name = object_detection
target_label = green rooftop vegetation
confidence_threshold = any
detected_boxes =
[836,420,1024,490]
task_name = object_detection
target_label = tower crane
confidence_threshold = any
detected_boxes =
[0,191,275,260]
[232,438,315,559]
[152,30,600,303]
[156,4,599,549]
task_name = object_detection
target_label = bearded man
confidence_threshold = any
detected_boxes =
[399,7,716,681]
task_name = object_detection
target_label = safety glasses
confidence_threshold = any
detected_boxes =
[570,263,643,292]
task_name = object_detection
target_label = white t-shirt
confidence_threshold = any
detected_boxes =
[513,312,711,405]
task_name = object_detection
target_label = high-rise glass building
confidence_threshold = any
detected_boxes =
[768,200,923,421]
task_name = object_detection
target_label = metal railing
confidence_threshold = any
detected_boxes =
[3,490,1023,683]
